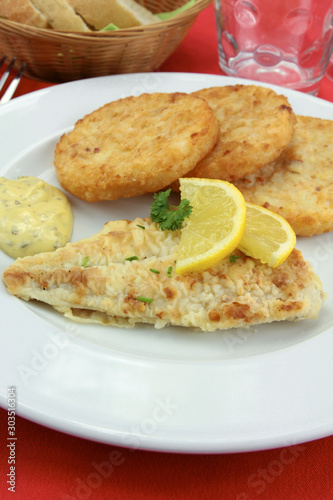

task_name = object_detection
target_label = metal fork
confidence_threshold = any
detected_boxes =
[0,57,26,104]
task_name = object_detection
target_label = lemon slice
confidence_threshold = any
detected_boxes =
[238,202,296,268]
[176,178,246,274]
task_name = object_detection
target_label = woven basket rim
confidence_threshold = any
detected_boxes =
[0,0,211,40]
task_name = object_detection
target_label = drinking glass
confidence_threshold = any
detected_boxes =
[326,53,333,81]
[214,0,333,94]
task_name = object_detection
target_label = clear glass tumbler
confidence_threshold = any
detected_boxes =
[214,0,333,94]
[326,53,333,81]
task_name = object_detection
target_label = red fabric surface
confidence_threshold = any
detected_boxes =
[1,3,333,500]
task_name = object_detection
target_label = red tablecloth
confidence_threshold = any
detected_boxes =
[1,4,333,499]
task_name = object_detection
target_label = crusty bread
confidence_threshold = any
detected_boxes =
[0,0,49,28]
[68,0,159,29]
[0,0,159,30]
[30,0,90,31]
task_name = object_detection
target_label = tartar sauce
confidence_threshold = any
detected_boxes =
[0,176,73,259]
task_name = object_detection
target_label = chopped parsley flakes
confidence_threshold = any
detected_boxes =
[81,256,89,267]
[136,296,153,303]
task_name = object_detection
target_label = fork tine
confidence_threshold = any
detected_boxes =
[0,57,16,94]
[0,60,26,105]
[0,55,7,70]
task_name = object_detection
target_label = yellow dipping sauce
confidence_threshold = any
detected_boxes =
[0,176,73,259]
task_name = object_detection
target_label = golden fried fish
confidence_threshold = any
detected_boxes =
[3,218,325,332]
[54,92,219,202]
[170,85,296,191]
[234,115,333,237]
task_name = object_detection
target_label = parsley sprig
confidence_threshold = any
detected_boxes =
[229,254,241,263]
[150,189,192,231]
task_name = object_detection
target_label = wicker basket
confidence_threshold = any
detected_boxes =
[0,0,211,83]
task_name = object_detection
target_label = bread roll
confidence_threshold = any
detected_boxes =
[68,0,159,29]
[30,0,90,31]
[0,0,159,30]
[0,0,49,28]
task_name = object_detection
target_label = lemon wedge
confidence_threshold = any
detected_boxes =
[176,178,246,274]
[238,202,296,268]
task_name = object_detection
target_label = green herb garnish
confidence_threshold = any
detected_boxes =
[136,296,154,303]
[82,256,89,267]
[137,224,145,229]
[125,256,139,261]
[150,189,192,231]
[229,254,241,263]
[101,23,119,31]
[150,268,160,274]
[167,266,173,276]
[156,0,195,20]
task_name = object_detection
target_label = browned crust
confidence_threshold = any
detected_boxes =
[0,0,49,27]
[234,115,333,236]
[54,92,219,202]
[170,85,296,191]
[3,218,325,331]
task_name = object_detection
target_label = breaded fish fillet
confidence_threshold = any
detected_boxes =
[234,115,333,236]
[54,92,219,202]
[170,85,296,191]
[3,218,325,332]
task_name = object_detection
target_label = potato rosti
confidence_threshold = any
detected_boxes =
[54,92,219,202]
[234,115,333,237]
[170,85,296,191]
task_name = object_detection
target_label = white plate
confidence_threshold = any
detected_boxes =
[1,73,333,453]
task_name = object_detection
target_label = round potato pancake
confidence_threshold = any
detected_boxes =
[234,115,333,236]
[54,92,219,202]
[171,85,296,188]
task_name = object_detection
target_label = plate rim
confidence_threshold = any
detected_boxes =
[1,72,333,453]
